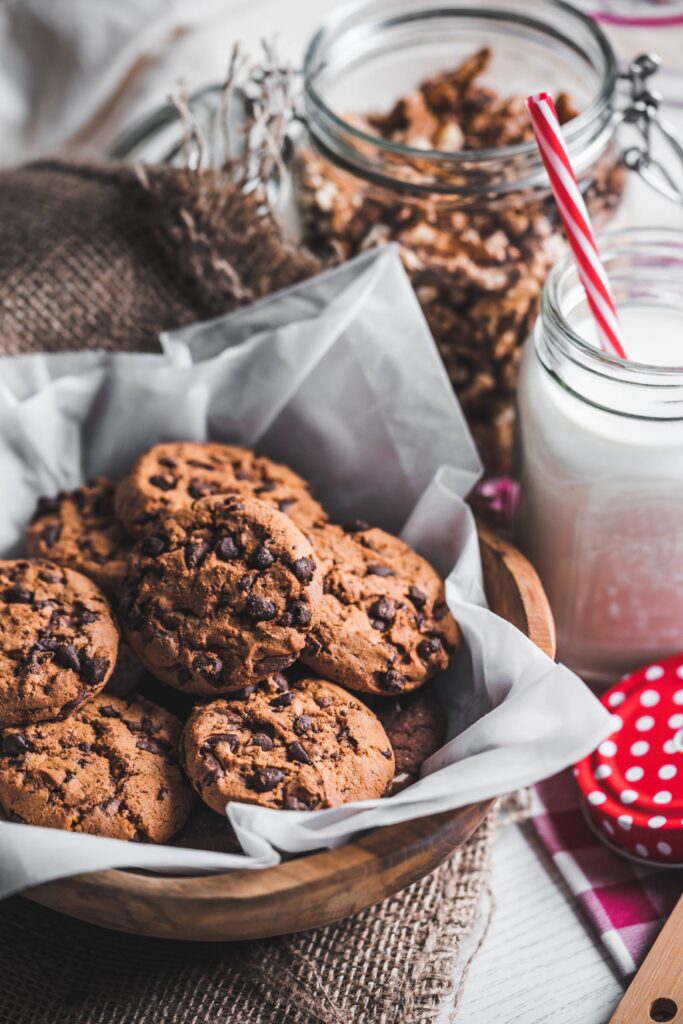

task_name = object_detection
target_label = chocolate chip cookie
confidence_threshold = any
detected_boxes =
[301,523,460,695]
[0,694,194,842]
[115,442,327,537]
[379,690,447,791]
[181,675,395,813]
[25,478,132,599]
[120,496,323,695]
[0,560,119,728]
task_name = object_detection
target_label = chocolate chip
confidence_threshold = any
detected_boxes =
[254,655,296,674]
[278,499,295,514]
[315,694,333,708]
[287,741,311,765]
[38,570,62,584]
[158,456,177,468]
[284,795,310,811]
[81,656,109,686]
[207,733,239,752]
[379,668,407,692]
[417,637,443,661]
[78,742,92,753]
[288,600,311,627]
[149,474,176,491]
[185,538,211,569]
[251,733,274,751]
[249,766,284,792]
[99,704,120,718]
[255,479,276,494]
[291,557,316,584]
[382,749,393,759]
[192,653,223,681]
[4,585,33,604]
[187,459,214,470]
[54,644,81,672]
[188,479,219,499]
[40,523,61,547]
[246,594,276,622]
[346,519,370,533]
[293,715,313,736]
[0,733,30,756]
[370,597,395,622]
[141,535,166,557]
[216,535,240,561]
[407,586,427,609]
[136,736,171,756]
[270,691,294,710]
[251,545,275,570]
[366,563,395,577]
[272,673,289,692]
[100,797,120,814]
[433,601,449,621]
[370,619,389,632]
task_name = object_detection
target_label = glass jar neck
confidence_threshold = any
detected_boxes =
[303,0,618,198]
[536,228,683,419]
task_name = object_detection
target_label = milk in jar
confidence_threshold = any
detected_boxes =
[516,229,683,685]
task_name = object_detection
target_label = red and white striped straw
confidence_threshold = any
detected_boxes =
[525,91,627,360]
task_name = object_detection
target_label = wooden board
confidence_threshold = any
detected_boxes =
[24,525,556,941]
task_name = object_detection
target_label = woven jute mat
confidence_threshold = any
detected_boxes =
[0,819,491,1024]
[0,158,493,1023]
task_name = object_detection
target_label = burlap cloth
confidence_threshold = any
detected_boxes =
[0,160,493,1024]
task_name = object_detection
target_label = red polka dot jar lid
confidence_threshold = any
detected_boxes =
[575,654,683,866]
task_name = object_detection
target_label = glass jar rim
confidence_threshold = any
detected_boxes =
[303,0,618,167]
[542,226,683,380]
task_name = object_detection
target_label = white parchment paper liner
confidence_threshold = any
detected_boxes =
[0,246,612,898]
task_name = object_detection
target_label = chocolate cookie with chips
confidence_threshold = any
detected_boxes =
[120,496,323,695]
[115,441,327,537]
[301,523,461,696]
[0,694,194,842]
[0,559,119,728]
[181,675,395,813]
[26,477,132,599]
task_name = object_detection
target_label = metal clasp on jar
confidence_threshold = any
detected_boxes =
[619,53,683,204]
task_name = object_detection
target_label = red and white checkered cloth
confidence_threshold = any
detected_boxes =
[532,771,682,976]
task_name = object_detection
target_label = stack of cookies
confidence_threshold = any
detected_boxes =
[0,442,459,846]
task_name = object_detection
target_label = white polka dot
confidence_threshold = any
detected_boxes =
[620,790,639,804]
[674,689,683,705]
[588,791,607,805]
[654,791,672,805]
[664,739,677,754]
[659,764,677,781]
[603,820,615,835]
[668,714,683,729]
[631,741,649,756]
[657,842,672,856]
[635,843,649,857]
[600,740,617,757]
[648,816,667,829]
[640,689,661,707]
[618,814,633,830]
[609,714,624,733]
[625,766,644,782]
[645,665,664,681]
[608,691,625,708]
[595,765,612,780]
[636,715,655,732]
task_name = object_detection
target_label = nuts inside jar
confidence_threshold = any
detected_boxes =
[297,48,625,472]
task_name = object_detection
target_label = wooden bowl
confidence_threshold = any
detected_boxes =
[23,524,555,941]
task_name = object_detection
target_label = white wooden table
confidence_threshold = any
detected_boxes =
[184,3,682,1020]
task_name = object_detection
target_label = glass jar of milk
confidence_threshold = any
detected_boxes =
[516,228,683,686]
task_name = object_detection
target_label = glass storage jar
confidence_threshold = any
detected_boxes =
[297,0,628,473]
[516,228,683,686]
